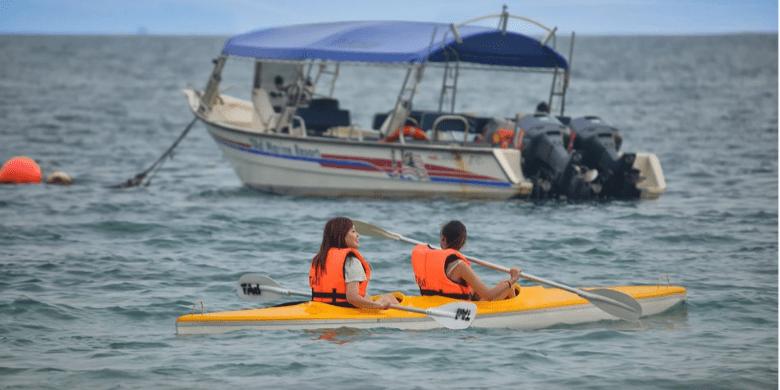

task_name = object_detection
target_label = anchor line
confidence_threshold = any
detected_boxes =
[107,116,198,189]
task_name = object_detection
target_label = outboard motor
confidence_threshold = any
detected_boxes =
[569,116,641,199]
[518,114,596,200]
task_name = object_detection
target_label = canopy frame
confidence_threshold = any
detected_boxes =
[199,6,576,126]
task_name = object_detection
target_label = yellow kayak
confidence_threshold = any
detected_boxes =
[176,284,686,335]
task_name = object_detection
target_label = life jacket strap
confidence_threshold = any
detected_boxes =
[419,289,471,300]
[311,288,357,308]
[311,288,348,303]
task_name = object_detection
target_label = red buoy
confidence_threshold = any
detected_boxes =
[0,156,42,184]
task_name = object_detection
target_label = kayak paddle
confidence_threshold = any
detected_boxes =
[352,219,642,322]
[236,274,477,330]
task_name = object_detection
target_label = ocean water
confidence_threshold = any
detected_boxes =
[0,33,777,389]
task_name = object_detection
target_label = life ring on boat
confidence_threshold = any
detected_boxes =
[384,126,427,142]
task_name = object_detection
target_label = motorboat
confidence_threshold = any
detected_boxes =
[182,7,665,200]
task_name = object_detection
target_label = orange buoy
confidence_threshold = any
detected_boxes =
[0,156,42,184]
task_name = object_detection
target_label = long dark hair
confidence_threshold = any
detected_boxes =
[312,217,353,279]
[441,220,467,251]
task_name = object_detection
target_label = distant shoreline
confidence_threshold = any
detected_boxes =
[0,31,776,38]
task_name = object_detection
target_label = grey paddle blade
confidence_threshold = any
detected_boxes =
[352,219,401,240]
[391,301,478,330]
[352,219,426,246]
[584,288,642,322]
[429,301,478,330]
[237,274,310,302]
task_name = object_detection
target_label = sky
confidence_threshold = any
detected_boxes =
[0,0,777,36]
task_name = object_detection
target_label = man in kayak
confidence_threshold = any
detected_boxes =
[310,217,400,309]
[412,220,521,301]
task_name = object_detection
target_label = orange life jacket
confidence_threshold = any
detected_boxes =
[488,128,524,149]
[309,248,371,307]
[411,245,472,300]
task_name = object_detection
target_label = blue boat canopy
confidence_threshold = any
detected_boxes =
[222,21,568,69]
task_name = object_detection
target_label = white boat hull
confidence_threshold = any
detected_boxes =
[203,119,533,199]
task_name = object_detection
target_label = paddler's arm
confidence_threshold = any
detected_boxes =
[345,282,398,309]
[451,262,520,301]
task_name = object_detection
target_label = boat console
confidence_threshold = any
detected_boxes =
[296,98,351,136]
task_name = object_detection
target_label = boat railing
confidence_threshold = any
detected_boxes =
[290,116,307,137]
[443,6,571,116]
[450,9,557,40]
[431,115,470,145]
[374,110,492,135]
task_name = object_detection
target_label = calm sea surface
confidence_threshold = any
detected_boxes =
[0,33,777,389]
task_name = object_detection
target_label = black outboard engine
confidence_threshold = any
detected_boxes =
[569,116,641,199]
[518,114,595,200]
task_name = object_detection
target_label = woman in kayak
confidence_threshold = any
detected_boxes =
[309,217,400,309]
[412,220,521,301]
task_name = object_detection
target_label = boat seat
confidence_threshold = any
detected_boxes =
[215,95,257,128]
[296,98,351,135]
[252,87,280,131]
[373,110,487,135]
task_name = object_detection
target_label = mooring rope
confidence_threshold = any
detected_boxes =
[107,116,198,189]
